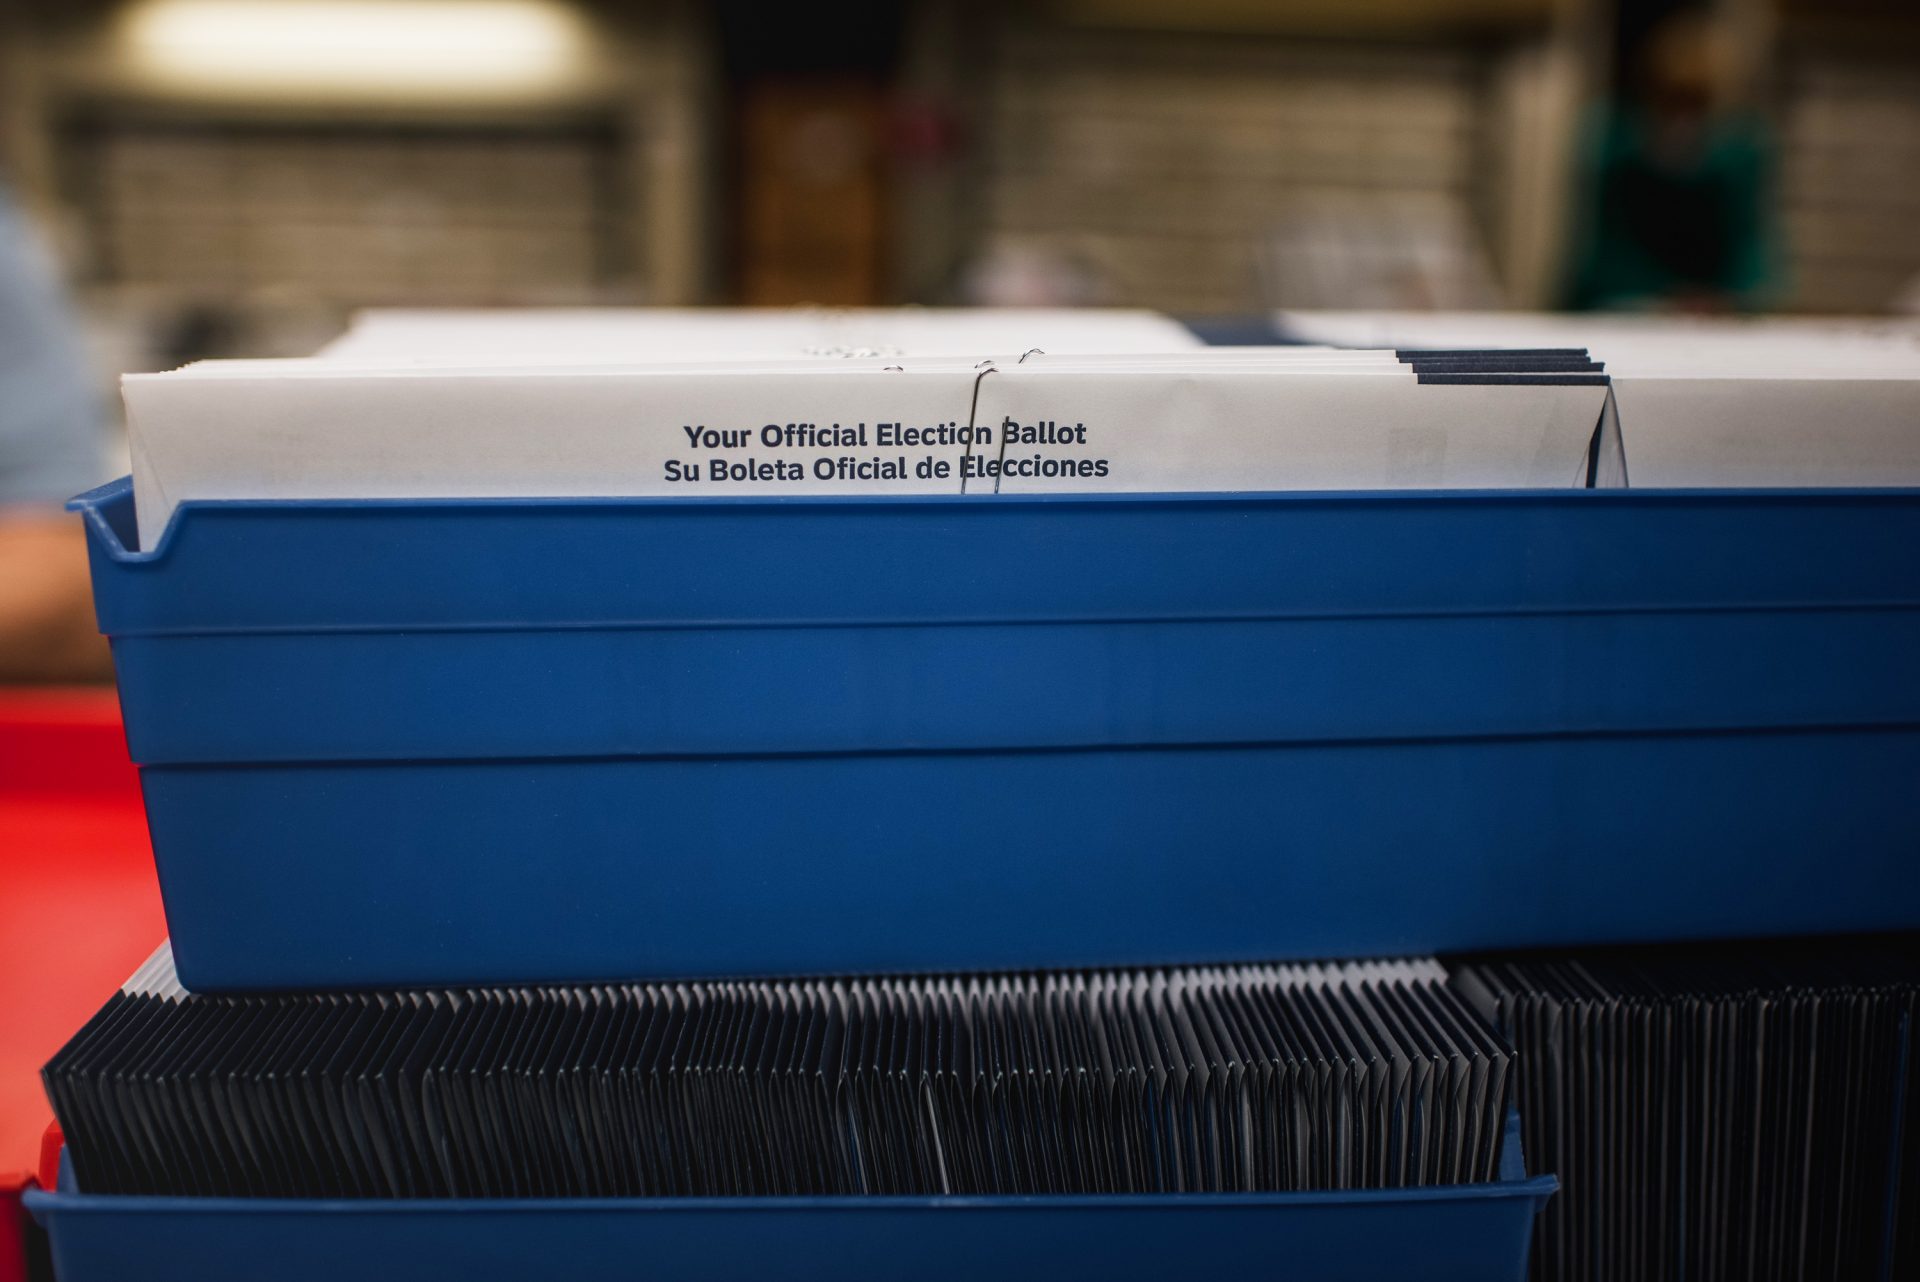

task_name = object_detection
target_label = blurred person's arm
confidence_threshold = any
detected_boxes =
[0,509,109,681]
[0,186,113,683]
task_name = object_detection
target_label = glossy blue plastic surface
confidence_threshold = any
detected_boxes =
[27,1116,1556,1282]
[72,478,1920,990]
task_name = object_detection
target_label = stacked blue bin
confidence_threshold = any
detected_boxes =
[65,479,1920,988]
[30,469,1920,1281]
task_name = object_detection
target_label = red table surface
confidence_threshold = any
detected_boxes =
[0,687,166,1282]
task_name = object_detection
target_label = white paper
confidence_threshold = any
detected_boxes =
[970,368,1608,493]
[322,307,1206,363]
[1279,310,1920,485]
[124,366,986,548]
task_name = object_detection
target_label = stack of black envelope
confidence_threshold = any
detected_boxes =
[44,947,1514,1200]
[1451,937,1920,1282]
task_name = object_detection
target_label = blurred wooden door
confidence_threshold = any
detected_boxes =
[735,79,886,305]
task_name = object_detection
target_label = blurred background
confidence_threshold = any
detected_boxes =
[0,0,1914,378]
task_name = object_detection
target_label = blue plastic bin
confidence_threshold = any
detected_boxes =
[26,1111,1555,1282]
[72,477,1920,990]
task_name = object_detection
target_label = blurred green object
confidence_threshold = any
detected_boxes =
[1568,12,1781,313]
[1569,104,1778,312]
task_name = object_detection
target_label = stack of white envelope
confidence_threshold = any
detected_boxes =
[1281,309,1920,487]
[120,308,1624,550]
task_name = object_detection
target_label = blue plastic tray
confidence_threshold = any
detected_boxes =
[26,1112,1554,1282]
[72,477,1920,990]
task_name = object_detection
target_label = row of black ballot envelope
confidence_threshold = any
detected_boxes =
[45,936,1920,1282]
[1452,936,1920,1282]
[43,953,1508,1200]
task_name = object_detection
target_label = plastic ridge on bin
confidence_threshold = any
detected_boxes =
[25,1109,1555,1282]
